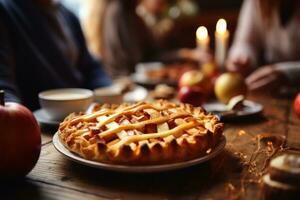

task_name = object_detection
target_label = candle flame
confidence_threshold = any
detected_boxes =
[216,18,227,34]
[196,26,208,40]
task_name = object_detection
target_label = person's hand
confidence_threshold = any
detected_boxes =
[226,54,252,76]
[246,65,287,93]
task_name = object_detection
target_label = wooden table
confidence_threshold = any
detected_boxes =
[2,95,300,200]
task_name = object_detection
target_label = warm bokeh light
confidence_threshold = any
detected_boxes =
[196,26,208,40]
[216,18,227,34]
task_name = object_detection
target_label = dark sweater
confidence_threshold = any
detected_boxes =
[0,0,112,110]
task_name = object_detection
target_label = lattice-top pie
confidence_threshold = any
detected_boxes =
[58,100,223,165]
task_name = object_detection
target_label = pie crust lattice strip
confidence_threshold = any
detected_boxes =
[58,100,224,165]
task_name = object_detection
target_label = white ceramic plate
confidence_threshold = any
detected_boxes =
[53,132,226,173]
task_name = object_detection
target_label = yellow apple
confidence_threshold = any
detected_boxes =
[215,72,247,103]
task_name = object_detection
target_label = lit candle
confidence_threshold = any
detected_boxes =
[215,18,229,69]
[196,26,210,51]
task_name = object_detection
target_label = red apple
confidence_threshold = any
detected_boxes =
[179,70,205,88]
[294,93,300,118]
[178,70,213,96]
[0,91,41,179]
[178,86,205,106]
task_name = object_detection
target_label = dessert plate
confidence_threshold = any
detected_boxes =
[131,73,177,87]
[34,109,61,127]
[203,100,263,121]
[53,132,226,173]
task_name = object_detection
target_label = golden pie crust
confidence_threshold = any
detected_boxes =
[58,100,223,165]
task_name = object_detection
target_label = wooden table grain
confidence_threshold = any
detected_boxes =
[2,95,300,200]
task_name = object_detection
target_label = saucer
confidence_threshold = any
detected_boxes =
[33,109,61,127]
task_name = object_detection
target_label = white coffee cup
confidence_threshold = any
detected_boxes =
[39,88,93,120]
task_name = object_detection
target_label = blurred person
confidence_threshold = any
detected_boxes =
[81,0,107,59]
[227,0,300,93]
[83,0,211,77]
[0,0,112,110]
[136,0,174,45]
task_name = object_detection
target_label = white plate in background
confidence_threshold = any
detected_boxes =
[131,73,177,87]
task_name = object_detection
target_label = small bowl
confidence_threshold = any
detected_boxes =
[94,86,123,104]
[39,88,93,120]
